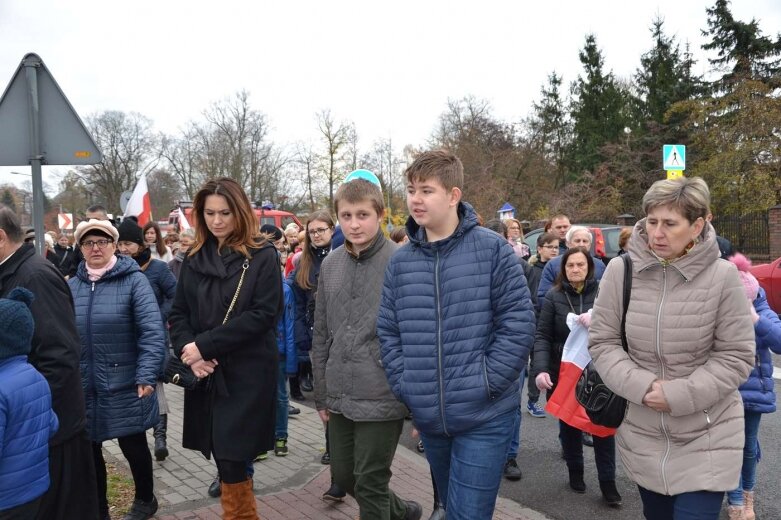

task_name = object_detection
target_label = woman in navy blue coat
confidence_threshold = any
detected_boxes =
[68,219,166,520]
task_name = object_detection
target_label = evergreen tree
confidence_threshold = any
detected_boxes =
[635,17,702,124]
[529,72,570,188]
[568,34,631,176]
[702,0,781,91]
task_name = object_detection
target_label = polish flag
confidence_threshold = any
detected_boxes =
[545,314,617,438]
[125,174,152,226]
[178,207,191,230]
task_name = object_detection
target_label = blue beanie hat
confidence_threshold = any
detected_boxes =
[343,169,382,190]
[0,287,35,360]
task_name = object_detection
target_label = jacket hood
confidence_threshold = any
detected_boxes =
[628,218,720,281]
[405,201,479,251]
[76,253,139,282]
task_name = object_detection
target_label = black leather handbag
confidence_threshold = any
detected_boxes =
[575,254,632,428]
[165,259,249,391]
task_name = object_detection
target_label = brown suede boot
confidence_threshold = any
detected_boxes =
[221,479,258,520]
[743,491,755,520]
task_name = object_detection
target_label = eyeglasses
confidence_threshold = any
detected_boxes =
[80,239,113,249]
[308,227,331,237]
[540,245,559,250]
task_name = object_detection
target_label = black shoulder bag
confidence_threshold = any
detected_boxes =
[165,259,250,390]
[575,254,632,428]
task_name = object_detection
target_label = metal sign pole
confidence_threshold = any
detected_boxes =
[23,55,45,256]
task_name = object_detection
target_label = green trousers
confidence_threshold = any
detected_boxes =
[328,413,407,520]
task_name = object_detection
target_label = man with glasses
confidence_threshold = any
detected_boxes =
[0,205,98,519]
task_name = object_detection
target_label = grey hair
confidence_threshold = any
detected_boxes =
[0,205,23,243]
[180,228,196,240]
[566,225,591,245]
[642,177,710,223]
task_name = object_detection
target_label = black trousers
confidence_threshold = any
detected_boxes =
[0,496,43,520]
[92,432,154,517]
[36,430,99,520]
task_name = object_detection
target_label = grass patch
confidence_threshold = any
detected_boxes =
[106,461,135,519]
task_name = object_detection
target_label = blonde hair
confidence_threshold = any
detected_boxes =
[642,177,710,224]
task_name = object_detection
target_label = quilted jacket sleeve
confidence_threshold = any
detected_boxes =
[754,289,781,355]
[130,273,166,386]
[378,257,403,400]
[486,240,535,397]
[311,269,330,411]
[590,257,658,405]
[662,266,755,417]
[532,291,557,375]
[283,284,298,375]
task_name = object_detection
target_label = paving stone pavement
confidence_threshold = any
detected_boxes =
[105,384,547,519]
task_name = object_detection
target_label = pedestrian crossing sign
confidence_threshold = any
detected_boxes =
[663,145,685,171]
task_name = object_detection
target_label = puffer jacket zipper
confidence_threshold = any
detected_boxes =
[656,265,672,494]
[435,250,448,436]
[88,281,97,436]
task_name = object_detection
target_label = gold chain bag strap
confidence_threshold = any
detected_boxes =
[167,258,250,389]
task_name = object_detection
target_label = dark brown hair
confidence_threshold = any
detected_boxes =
[295,209,335,290]
[142,221,167,257]
[404,149,464,191]
[553,246,594,291]
[189,177,265,258]
[389,227,407,244]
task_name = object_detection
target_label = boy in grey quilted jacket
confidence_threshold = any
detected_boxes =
[311,173,422,520]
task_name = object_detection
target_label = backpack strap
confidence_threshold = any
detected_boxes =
[620,254,633,353]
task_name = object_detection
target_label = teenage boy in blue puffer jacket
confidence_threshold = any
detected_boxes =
[378,150,536,520]
[0,288,59,517]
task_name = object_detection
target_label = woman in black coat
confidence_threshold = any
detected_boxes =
[169,178,282,519]
[532,246,620,508]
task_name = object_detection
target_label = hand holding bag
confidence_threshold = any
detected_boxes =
[165,258,250,390]
[575,254,632,428]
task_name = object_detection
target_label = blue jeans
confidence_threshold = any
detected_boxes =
[420,409,515,520]
[275,356,289,439]
[507,368,525,460]
[727,410,762,505]
[638,486,724,520]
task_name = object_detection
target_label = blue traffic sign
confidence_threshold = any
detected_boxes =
[663,144,686,171]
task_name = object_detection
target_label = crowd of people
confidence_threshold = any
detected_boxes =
[0,149,775,520]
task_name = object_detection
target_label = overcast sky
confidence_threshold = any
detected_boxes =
[1,0,779,196]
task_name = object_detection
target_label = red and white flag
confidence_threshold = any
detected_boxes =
[125,174,152,226]
[178,207,191,231]
[545,314,617,438]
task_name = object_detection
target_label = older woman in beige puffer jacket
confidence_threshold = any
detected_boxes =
[589,177,754,519]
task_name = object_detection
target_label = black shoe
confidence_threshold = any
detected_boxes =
[599,480,622,507]
[207,475,221,497]
[322,482,346,502]
[123,496,158,520]
[404,500,423,520]
[291,390,305,401]
[288,404,301,415]
[503,458,522,481]
[582,432,594,447]
[301,375,314,392]
[569,470,586,494]
[416,440,425,453]
[321,451,331,465]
